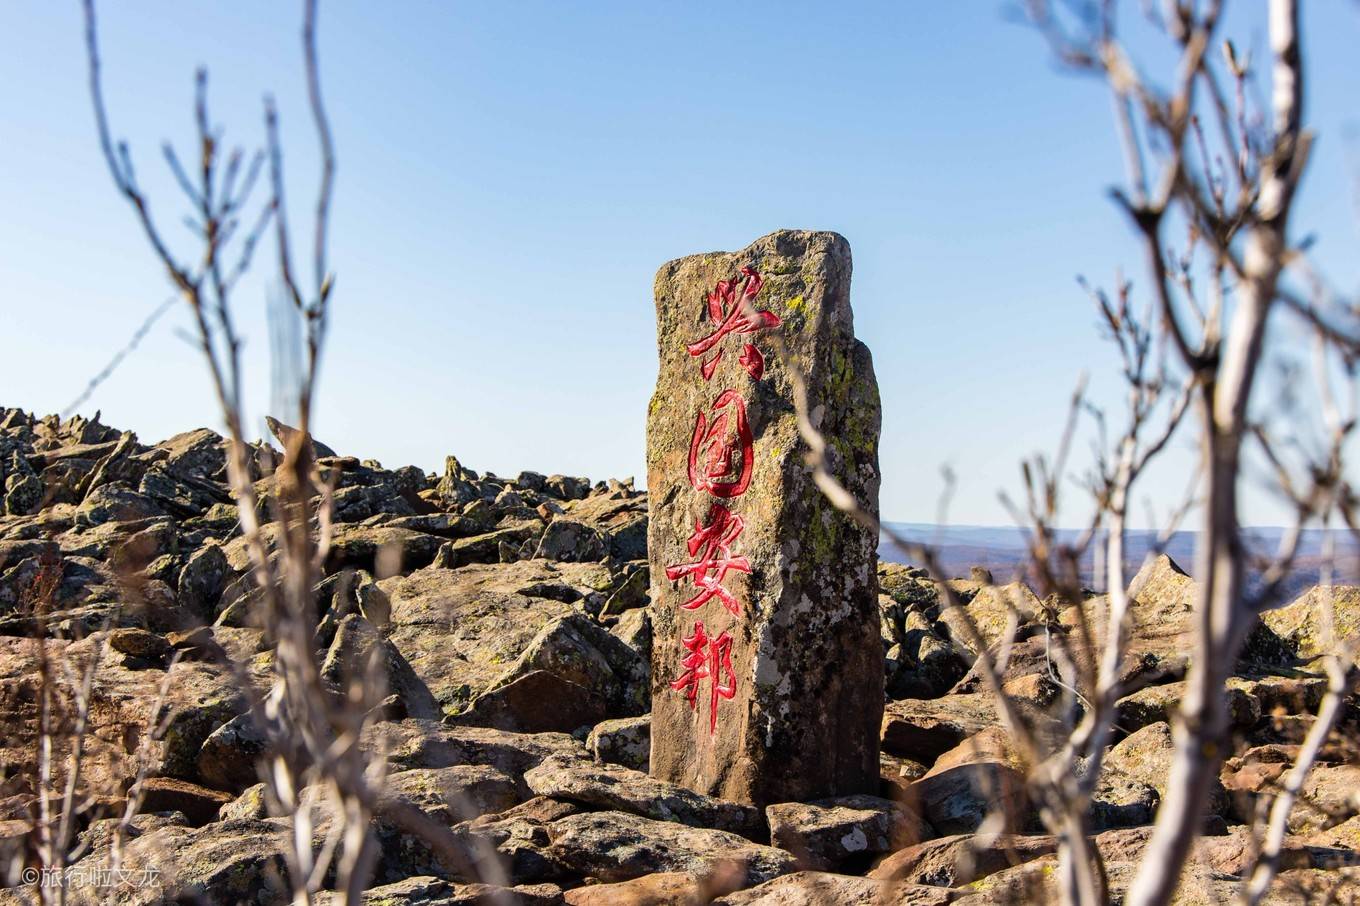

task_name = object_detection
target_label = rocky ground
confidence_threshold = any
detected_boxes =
[1,407,1359,904]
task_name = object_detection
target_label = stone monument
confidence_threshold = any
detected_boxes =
[646,229,883,807]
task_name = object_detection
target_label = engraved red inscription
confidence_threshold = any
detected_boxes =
[669,620,737,734]
[688,265,780,380]
[687,389,753,498]
[664,503,751,614]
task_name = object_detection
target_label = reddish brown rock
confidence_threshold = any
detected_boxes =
[1263,584,1360,660]
[138,776,234,826]
[562,873,704,905]
[868,833,1057,887]
[715,870,955,904]
[647,230,882,807]
[908,728,1030,835]
[881,693,999,764]
[765,794,931,872]
[525,754,762,836]
[547,810,797,884]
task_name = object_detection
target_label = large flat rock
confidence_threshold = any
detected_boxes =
[547,810,797,885]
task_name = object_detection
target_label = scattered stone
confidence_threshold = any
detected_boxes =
[1065,554,1292,676]
[547,810,796,885]
[1103,721,1230,819]
[383,765,522,825]
[1290,764,1360,833]
[264,415,337,459]
[75,481,164,527]
[63,818,292,906]
[320,613,440,719]
[108,626,170,661]
[139,468,228,519]
[534,518,607,562]
[1264,585,1360,661]
[526,754,762,836]
[138,776,234,826]
[563,872,704,906]
[315,876,564,906]
[196,713,270,792]
[379,560,613,712]
[766,794,930,872]
[869,832,1057,887]
[5,473,44,516]
[881,693,1000,764]
[326,524,445,574]
[588,714,651,771]
[157,428,228,481]
[716,870,955,905]
[1087,761,1160,831]
[1115,678,1261,734]
[220,782,271,821]
[452,808,572,885]
[493,612,649,718]
[369,720,586,786]
[456,670,610,734]
[908,728,1029,835]
[178,542,231,619]
[611,607,651,661]
[938,582,1042,655]
[888,610,968,699]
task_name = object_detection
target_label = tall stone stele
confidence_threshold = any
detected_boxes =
[646,229,883,807]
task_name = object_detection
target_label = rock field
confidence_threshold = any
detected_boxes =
[1,407,1358,904]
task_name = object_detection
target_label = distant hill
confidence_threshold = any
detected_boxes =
[879,523,1360,596]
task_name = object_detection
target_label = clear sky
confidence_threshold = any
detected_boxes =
[2,4,1357,527]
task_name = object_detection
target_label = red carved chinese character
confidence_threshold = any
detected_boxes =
[669,620,737,734]
[689,266,781,380]
[688,389,753,498]
[737,343,765,380]
[665,503,751,614]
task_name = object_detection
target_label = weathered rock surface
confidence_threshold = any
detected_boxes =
[1104,721,1230,819]
[0,634,249,796]
[562,872,703,905]
[138,776,234,826]
[546,811,796,884]
[647,231,883,807]
[367,720,587,789]
[321,613,440,719]
[1115,677,1261,734]
[868,832,1058,887]
[587,714,650,771]
[315,877,565,906]
[938,581,1043,656]
[881,693,1000,764]
[526,754,762,836]
[61,818,293,906]
[715,870,955,905]
[765,794,930,871]
[2,404,1355,902]
[1264,584,1360,660]
[908,727,1030,835]
[1062,554,1291,677]
[383,765,523,825]
[379,560,637,716]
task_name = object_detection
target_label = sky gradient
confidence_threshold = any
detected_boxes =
[3,3,1357,527]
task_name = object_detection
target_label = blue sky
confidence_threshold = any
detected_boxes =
[2,3,1356,527]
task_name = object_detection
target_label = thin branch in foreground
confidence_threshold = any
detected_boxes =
[61,295,177,418]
